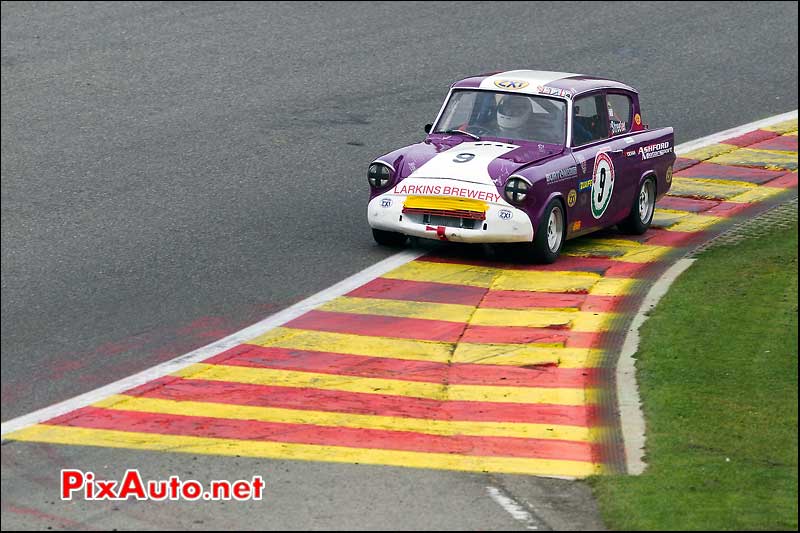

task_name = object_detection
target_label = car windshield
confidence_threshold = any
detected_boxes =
[434,90,567,145]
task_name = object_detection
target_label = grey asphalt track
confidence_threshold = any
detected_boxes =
[2,1,797,530]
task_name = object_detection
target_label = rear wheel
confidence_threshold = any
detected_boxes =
[620,177,656,234]
[372,228,407,247]
[527,199,566,264]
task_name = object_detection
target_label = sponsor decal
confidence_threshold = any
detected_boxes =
[380,198,393,208]
[591,152,615,219]
[578,178,592,191]
[498,209,513,220]
[545,166,578,184]
[392,183,502,203]
[638,141,673,160]
[494,80,529,90]
[572,221,582,232]
[666,165,673,186]
[567,189,577,208]
[634,113,641,126]
[536,85,572,98]
[625,149,637,158]
[610,121,627,135]
[624,136,635,144]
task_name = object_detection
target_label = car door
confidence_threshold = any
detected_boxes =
[569,91,631,231]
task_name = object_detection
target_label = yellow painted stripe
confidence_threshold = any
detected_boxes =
[383,261,498,287]
[727,185,790,204]
[383,260,602,293]
[320,296,475,323]
[491,269,602,293]
[320,296,614,332]
[708,148,797,171]
[590,277,640,296]
[652,209,723,233]
[563,238,672,263]
[250,327,603,367]
[469,308,617,332]
[679,143,737,161]
[6,425,602,477]
[762,119,798,134]
[174,363,594,406]
[668,177,754,200]
[252,327,454,361]
[453,344,605,369]
[95,395,592,442]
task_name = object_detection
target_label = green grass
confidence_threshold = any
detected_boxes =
[589,221,798,530]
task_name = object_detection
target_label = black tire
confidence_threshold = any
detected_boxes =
[619,177,656,235]
[372,228,407,247]
[526,199,566,264]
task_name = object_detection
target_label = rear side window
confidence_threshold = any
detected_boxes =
[606,93,633,136]
[572,94,609,146]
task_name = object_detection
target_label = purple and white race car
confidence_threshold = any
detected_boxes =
[366,70,676,262]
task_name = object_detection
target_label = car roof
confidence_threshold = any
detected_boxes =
[451,70,638,99]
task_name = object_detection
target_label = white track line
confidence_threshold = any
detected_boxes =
[486,486,544,530]
[617,109,797,474]
[1,249,425,437]
[3,110,797,440]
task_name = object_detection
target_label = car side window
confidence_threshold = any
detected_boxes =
[606,93,633,136]
[572,94,609,147]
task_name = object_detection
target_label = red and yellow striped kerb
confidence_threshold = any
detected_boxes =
[6,119,797,478]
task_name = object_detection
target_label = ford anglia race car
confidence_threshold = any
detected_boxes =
[366,70,676,262]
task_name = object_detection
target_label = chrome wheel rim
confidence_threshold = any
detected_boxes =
[639,180,655,224]
[547,206,564,253]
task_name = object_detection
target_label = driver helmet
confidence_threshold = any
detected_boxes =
[497,95,532,130]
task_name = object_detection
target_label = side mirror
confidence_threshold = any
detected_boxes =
[424,124,432,133]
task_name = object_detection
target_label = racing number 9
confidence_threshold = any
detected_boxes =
[453,153,475,163]
[597,168,606,202]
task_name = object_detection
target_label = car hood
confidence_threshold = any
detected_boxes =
[381,137,564,187]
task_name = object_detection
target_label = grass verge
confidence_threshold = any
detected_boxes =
[589,219,798,530]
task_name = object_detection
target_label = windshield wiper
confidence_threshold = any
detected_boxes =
[440,129,480,141]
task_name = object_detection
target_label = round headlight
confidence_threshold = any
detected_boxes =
[368,163,393,189]
[504,176,530,204]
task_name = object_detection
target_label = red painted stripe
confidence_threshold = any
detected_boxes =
[674,157,700,172]
[705,201,754,218]
[460,326,602,349]
[348,278,486,306]
[47,407,599,462]
[657,196,720,213]
[764,172,798,189]
[204,344,598,388]
[285,310,465,342]
[675,162,784,184]
[746,135,797,152]
[723,129,779,147]
[123,377,597,426]
[480,291,623,312]
[645,229,705,248]
[419,254,646,278]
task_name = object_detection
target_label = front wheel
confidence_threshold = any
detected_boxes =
[620,177,656,235]
[527,199,566,264]
[372,228,407,247]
